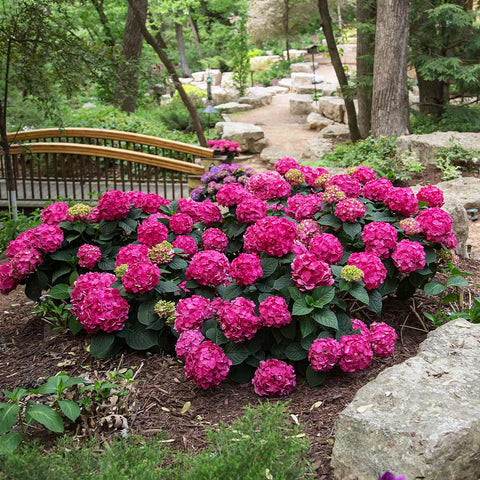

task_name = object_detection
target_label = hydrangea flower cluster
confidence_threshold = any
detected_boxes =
[338,335,373,372]
[296,219,322,245]
[244,217,297,257]
[78,244,102,269]
[230,253,263,286]
[287,194,323,221]
[245,171,291,200]
[323,185,346,203]
[137,218,169,246]
[328,175,362,198]
[252,359,296,397]
[308,337,342,372]
[215,183,247,207]
[399,218,422,235]
[169,213,193,234]
[206,139,240,154]
[335,198,367,222]
[66,203,92,221]
[347,252,387,290]
[97,190,130,221]
[362,177,393,202]
[351,166,376,184]
[236,196,268,224]
[416,185,444,207]
[218,297,261,342]
[172,235,198,257]
[148,241,175,264]
[175,330,205,358]
[258,296,292,328]
[291,252,334,291]
[416,207,453,243]
[121,262,161,294]
[309,233,343,264]
[115,243,149,267]
[153,300,176,324]
[340,265,364,282]
[362,222,398,259]
[41,202,69,224]
[385,187,418,216]
[285,169,305,186]
[174,295,211,332]
[185,250,230,286]
[391,239,426,273]
[369,322,397,358]
[202,228,229,252]
[274,157,300,175]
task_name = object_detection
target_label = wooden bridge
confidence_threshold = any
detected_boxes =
[2,128,212,207]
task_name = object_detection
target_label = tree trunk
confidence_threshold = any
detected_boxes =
[284,0,290,61]
[115,0,147,113]
[188,13,202,60]
[175,23,191,77]
[127,0,206,146]
[317,0,361,142]
[417,75,449,117]
[89,0,116,47]
[356,0,376,138]
[371,0,410,138]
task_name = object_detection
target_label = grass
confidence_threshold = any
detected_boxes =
[0,402,311,480]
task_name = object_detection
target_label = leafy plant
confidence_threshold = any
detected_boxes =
[434,141,480,179]
[0,209,42,254]
[33,298,80,335]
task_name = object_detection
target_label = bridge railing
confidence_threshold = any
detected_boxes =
[2,128,211,207]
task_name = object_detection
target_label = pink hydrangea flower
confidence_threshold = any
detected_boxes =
[252,359,296,397]
[327,175,362,198]
[148,241,175,264]
[243,217,297,257]
[275,157,300,175]
[175,330,205,358]
[308,337,342,372]
[362,177,393,202]
[202,228,229,252]
[0,262,19,295]
[362,222,398,259]
[41,202,69,224]
[347,252,387,290]
[6,230,36,258]
[291,251,334,291]
[245,171,291,200]
[121,262,161,294]
[169,213,193,234]
[351,166,376,184]
[73,286,129,333]
[177,198,202,223]
[185,250,230,286]
[236,196,268,223]
[391,239,426,273]
[115,244,150,267]
[416,207,453,243]
[314,173,333,189]
[218,297,261,342]
[140,193,169,214]
[335,198,367,222]
[440,231,458,249]
[174,295,211,333]
[259,296,292,328]
[216,183,247,207]
[126,190,146,208]
[32,224,64,254]
[172,235,198,257]
[300,165,327,187]
[184,341,232,389]
[385,187,418,216]
[70,272,116,306]
[196,199,223,226]
[97,190,131,221]
[78,244,102,269]
[416,185,444,208]
[399,218,422,235]
[10,249,43,280]
[287,194,324,221]
[137,219,169,246]
[351,318,370,338]
[338,334,373,372]
[297,219,322,246]
[309,233,343,264]
[230,253,263,286]
[369,322,397,358]
[66,204,92,222]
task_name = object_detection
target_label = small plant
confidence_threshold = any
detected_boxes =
[33,297,80,335]
[435,155,461,181]
[434,141,479,180]
[395,151,425,183]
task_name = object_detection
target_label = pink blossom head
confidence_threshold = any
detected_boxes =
[309,233,344,264]
[245,171,291,200]
[185,250,230,286]
[416,185,444,208]
[184,341,231,389]
[41,202,69,224]
[177,198,202,223]
[97,190,130,221]
[121,262,160,294]
[259,296,292,328]
[175,330,205,358]
[140,193,169,214]
[153,300,176,324]
[416,207,453,243]
[216,183,247,207]
[275,157,300,175]
[169,213,193,234]
[385,187,418,216]
[308,337,342,372]
[335,198,367,222]
[6,230,36,259]
[351,166,376,184]
[252,359,296,397]
[174,295,211,333]
[172,235,198,257]
[369,322,397,358]
[391,239,426,273]
[230,253,263,286]
[297,219,322,246]
[31,224,64,254]
[347,252,387,290]
[218,297,261,342]
[441,231,458,249]
[0,262,19,295]
[399,218,422,235]
[77,244,102,269]
[236,196,268,223]
[362,222,398,259]
[115,243,150,267]
[291,251,334,291]
[351,318,370,338]
[362,177,393,202]
[287,194,323,221]
[137,219,168,246]
[197,200,223,226]
[70,272,116,306]
[126,190,146,208]
[202,228,229,252]
[327,174,362,198]
[10,249,43,280]
[314,173,333,190]
[338,334,373,372]
[299,165,323,187]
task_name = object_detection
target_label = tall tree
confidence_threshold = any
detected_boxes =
[355,0,376,138]
[371,0,411,138]
[317,0,361,142]
[115,0,147,113]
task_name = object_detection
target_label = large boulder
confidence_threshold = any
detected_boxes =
[301,139,333,160]
[211,86,239,105]
[319,123,350,138]
[264,86,290,95]
[290,94,315,115]
[220,72,236,89]
[434,176,480,211]
[317,96,345,123]
[215,122,266,154]
[319,83,339,96]
[249,55,281,72]
[396,132,480,163]
[239,87,273,108]
[284,49,307,60]
[332,319,480,480]
[306,112,334,130]
[191,71,205,83]
[290,62,318,73]
[278,78,292,90]
[291,72,317,92]
[214,102,253,113]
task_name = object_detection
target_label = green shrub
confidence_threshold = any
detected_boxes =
[410,105,480,134]
[0,210,42,255]
[253,59,299,87]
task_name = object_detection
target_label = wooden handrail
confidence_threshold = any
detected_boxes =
[9,143,205,175]
[6,128,214,158]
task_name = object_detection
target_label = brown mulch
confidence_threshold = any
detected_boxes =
[1,257,479,479]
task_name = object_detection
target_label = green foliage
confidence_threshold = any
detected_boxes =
[0,209,42,254]
[228,12,250,96]
[253,59,300,87]
[411,105,480,134]
[33,298,80,335]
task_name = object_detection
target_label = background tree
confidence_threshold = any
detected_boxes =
[371,0,410,137]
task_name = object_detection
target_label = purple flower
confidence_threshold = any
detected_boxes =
[378,472,406,480]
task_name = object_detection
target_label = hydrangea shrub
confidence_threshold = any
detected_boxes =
[0,158,459,395]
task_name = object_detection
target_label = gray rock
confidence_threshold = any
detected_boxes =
[179,77,193,84]
[215,122,266,154]
[319,83,339,96]
[435,177,480,211]
[306,112,334,130]
[239,87,273,108]
[214,102,253,113]
[220,72,235,89]
[332,319,480,480]
[209,69,222,86]
[278,78,292,90]
[317,96,345,123]
[283,49,307,60]
[396,132,480,163]
[290,94,315,115]
[211,86,239,105]
[264,86,290,95]
[319,123,350,138]
[291,72,317,92]
[301,139,333,160]
[290,62,318,73]
[191,71,205,83]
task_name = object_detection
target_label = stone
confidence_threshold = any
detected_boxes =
[289,94,315,115]
[220,72,235,89]
[317,96,345,123]
[179,77,193,84]
[211,86,239,105]
[209,69,222,86]
[409,92,420,110]
[278,78,292,90]
[319,123,350,138]
[249,55,281,72]
[264,86,290,95]
[301,139,333,160]
[191,71,205,83]
[214,102,253,113]
[290,62,318,73]
[306,112,334,130]
[238,87,273,108]
[396,132,480,163]
[434,176,480,211]
[332,319,480,480]
[319,83,339,96]
[283,49,307,60]
[291,72,319,92]
[215,122,266,154]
